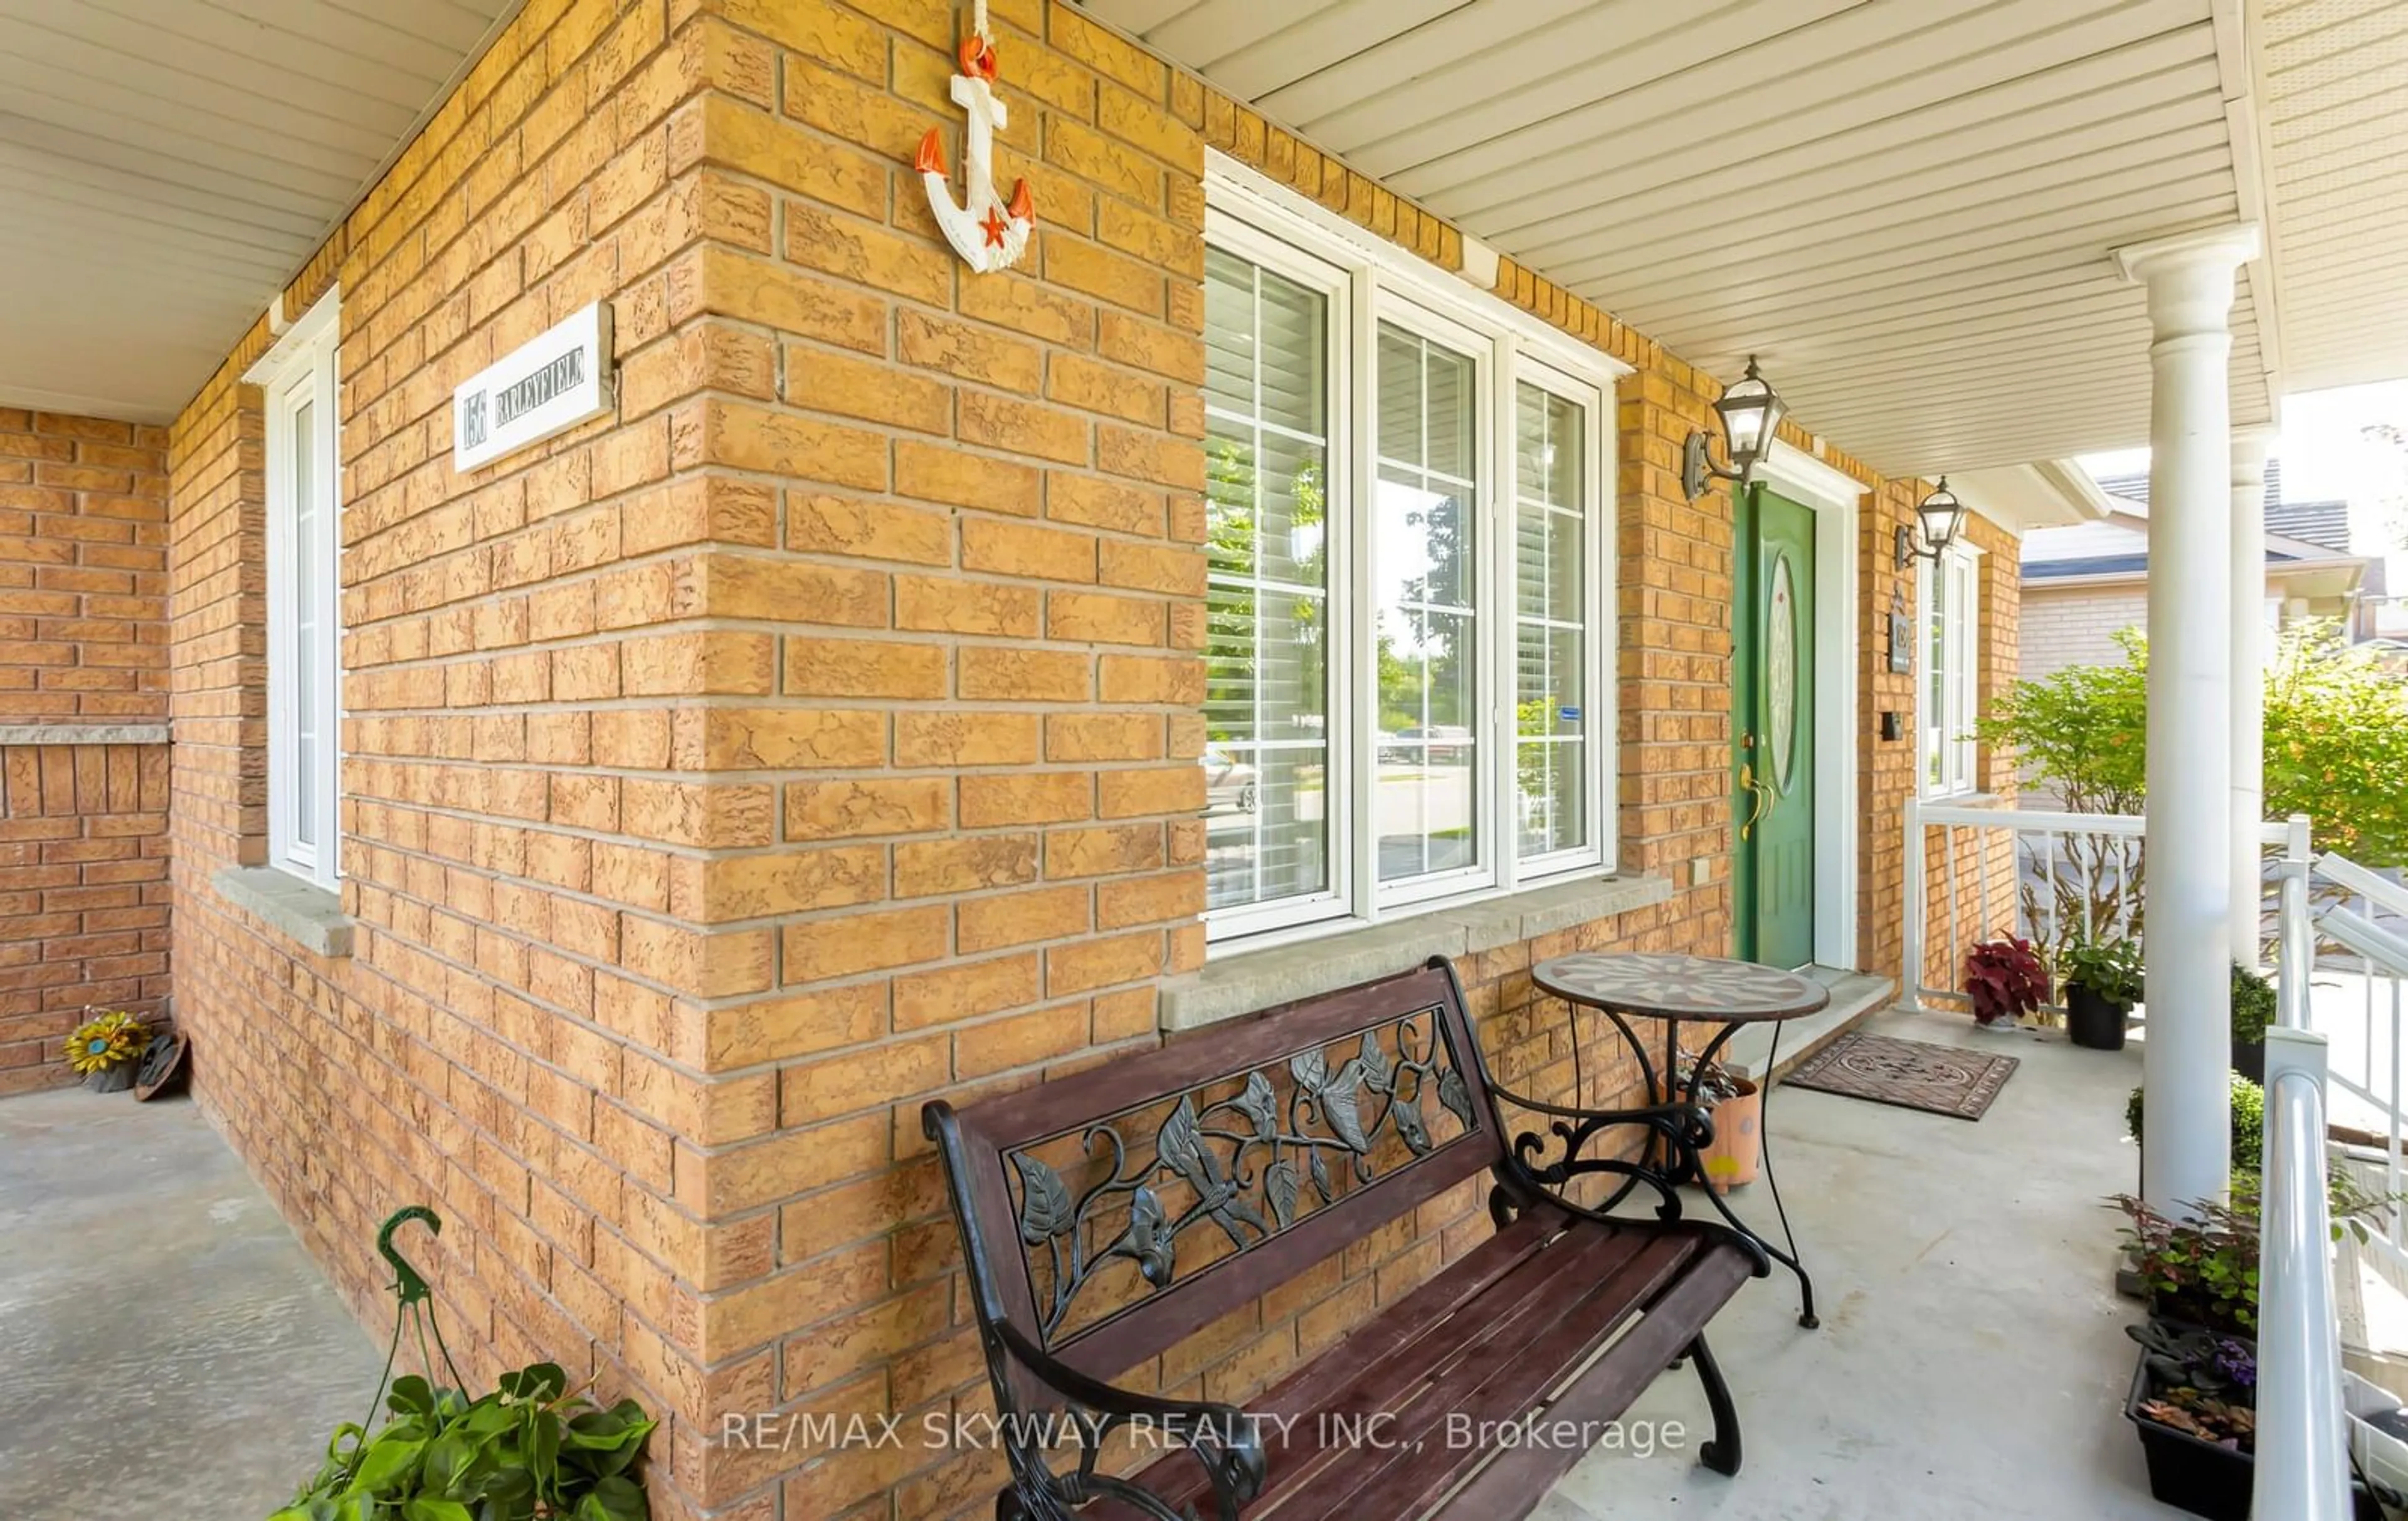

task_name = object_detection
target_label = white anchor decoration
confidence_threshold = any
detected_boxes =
[916,0,1035,275]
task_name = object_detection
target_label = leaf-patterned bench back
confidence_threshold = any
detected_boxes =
[926,959,1508,1387]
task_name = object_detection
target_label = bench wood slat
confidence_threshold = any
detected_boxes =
[1262,1231,1700,1521]
[1111,1207,1579,1518]
[1122,1222,1711,1520]
[1433,1243,1757,1518]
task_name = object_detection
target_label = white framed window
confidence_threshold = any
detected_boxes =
[1203,159,1619,950]
[255,291,343,889]
[1921,542,1981,797]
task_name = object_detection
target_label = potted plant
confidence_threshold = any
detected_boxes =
[273,1363,657,1521]
[2124,1317,2263,1520]
[1670,1051,1761,1195]
[273,1206,658,1521]
[1965,935,2050,1030]
[2123,1314,2389,1519]
[2114,1169,2400,1335]
[2061,934,2142,1050]
[2231,963,2275,1083]
[65,1008,149,1092]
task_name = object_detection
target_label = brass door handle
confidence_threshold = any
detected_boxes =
[1738,762,1775,841]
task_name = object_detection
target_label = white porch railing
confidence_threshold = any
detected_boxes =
[2256,842,2351,1518]
[1899,797,2293,1011]
[2308,849,2408,1232]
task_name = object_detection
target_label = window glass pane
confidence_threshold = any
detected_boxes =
[1514,384,1587,859]
[292,397,317,848]
[1375,324,1479,884]
[1204,250,1332,915]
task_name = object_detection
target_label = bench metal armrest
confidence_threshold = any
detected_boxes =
[992,1323,1269,1521]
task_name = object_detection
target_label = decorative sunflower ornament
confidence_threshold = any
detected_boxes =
[66,1009,149,1076]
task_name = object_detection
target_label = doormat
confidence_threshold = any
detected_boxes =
[1782,1033,2018,1121]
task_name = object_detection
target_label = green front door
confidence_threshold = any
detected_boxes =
[1733,487,1817,969]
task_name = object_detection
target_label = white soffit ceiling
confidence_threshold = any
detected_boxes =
[1089,0,2279,479]
[2258,0,2408,396]
[0,0,519,424]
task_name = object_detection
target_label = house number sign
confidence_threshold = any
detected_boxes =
[452,302,613,472]
[1888,584,1913,675]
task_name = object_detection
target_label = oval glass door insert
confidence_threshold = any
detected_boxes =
[1767,552,1798,794]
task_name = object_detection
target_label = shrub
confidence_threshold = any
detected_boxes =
[2128,1072,2264,1164]
[1979,619,2408,870]
[2231,963,2276,1048]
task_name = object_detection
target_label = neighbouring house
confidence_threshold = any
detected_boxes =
[2017,461,2377,685]
[3,1,2398,1518]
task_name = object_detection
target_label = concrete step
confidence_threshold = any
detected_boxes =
[1718,967,1897,1087]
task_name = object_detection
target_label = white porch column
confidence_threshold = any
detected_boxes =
[2231,426,2273,969]
[2114,223,2261,1214]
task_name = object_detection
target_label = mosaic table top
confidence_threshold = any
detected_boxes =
[1531,952,1831,1023]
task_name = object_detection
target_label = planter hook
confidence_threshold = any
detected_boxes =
[377,1205,441,1308]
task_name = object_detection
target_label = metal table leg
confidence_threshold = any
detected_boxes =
[1687,1019,1817,1329]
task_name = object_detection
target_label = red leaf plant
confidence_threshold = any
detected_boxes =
[1965,936,2050,1026]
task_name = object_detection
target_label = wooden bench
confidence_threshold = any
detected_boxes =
[923,955,1769,1521]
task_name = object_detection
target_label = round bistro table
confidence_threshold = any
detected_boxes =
[1526,951,1830,1328]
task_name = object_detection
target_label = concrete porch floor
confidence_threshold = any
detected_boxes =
[1543,1004,2178,1520]
[0,1008,2182,1521]
[0,1086,383,1521]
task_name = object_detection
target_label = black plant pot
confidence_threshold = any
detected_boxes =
[84,1064,134,1093]
[2126,1350,2383,1520]
[2067,986,2130,1051]
[2231,1037,2266,1085]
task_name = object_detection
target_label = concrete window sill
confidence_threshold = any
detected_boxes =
[1159,874,1676,1034]
[213,866,354,959]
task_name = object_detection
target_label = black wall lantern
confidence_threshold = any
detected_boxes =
[1895,478,1969,567]
[1681,356,1785,502]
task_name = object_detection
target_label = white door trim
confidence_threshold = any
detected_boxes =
[1752,441,1864,970]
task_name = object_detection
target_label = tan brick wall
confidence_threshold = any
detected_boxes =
[0,409,169,722]
[0,743,171,1095]
[132,6,2035,1521]
[167,5,766,1519]
[0,409,171,1091]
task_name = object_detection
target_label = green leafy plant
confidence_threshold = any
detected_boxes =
[2110,1169,2403,1335]
[2231,962,2276,1048]
[274,1207,656,1521]
[2114,1193,2264,1334]
[271,1364,654,1521]
[2060,935,2143,1006]
[2128,1073,2264,1162]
